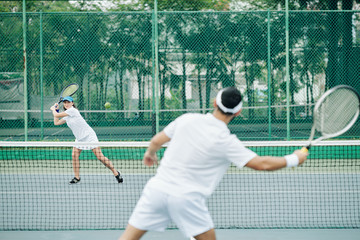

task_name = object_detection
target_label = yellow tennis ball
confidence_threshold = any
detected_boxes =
[104,102,111,109]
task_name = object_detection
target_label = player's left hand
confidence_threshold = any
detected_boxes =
[50,103,59,111]
[143,151,158,167]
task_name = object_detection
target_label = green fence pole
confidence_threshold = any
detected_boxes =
[154,0,160,133]
[23,0,28,141]
[285,0,290,140]
[267,9,272,140]
[40,11,44,140]
[151,8,156,135]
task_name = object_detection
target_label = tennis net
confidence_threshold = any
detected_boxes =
[0,141,359,230]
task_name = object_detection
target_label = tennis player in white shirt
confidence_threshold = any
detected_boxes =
[50,96,123,184]
[118,87,308,240]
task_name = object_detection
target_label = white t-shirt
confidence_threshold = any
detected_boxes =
[63,107,98,143]
[146,113,257,197]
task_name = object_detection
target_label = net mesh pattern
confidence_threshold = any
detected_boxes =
[0,141,359,230]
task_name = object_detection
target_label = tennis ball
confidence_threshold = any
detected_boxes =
[104,102,111,109]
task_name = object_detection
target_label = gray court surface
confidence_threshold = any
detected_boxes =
[1,229,360,240]
[1,173,359,230]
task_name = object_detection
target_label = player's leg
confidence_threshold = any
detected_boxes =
[69,147,82,184]
[169,194,215,240]
[120,187,171,240]
[92,147,123,183]
[193,228,216,240]
[92,147,117,175]
[118,224,147,240]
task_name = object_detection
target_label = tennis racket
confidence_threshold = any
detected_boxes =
[302,85,360,152]
[56,83,79,112]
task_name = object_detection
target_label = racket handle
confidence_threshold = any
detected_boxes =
[300,147,308,153]
[301,145,310,153]
[55,102,60,112]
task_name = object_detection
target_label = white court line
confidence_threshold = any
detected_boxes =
[1,172,359,175]
[1,140,359,147]
[0,190,359,195]
[225,172,360,175]
[0,173,155,176]
[0,191,139,195]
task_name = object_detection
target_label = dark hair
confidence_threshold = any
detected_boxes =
[63,101,76,111]
[218,87,242,116]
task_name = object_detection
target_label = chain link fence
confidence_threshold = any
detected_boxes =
[1,10,360,141]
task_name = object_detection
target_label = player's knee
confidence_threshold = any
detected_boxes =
[72,152,78,159]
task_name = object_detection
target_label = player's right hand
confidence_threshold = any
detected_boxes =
[293,149,308,165]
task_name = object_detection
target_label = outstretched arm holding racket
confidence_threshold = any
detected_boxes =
[245,149,307,170]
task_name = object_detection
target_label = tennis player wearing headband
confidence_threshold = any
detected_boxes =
[50,96,123,184]
[119,87,308,240]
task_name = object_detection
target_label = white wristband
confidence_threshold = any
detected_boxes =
[284,154,299,168]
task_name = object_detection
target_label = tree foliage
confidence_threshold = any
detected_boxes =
[1,0,358,123]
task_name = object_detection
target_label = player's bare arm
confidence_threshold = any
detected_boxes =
[246,150,308,171]
[143,131,171,167]
[50,104,68,125]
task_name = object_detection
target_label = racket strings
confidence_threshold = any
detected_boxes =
[315,89,359,135]
[62,85,78,97]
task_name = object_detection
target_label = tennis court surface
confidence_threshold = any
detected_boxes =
[0,141,359,239]
[1,229,360,240]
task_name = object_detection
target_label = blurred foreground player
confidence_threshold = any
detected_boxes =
[119,87,308,240]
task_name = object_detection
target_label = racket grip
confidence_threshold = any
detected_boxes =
[301,146,310,153]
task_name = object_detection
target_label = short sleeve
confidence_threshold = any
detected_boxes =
[226,135,257,168]
[163,118,178,138]
[64,107,77,117]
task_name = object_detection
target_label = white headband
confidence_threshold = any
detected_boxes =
[216,89,243,114]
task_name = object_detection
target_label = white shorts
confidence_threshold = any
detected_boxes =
[75,134,99,150]
[129,187,214,238]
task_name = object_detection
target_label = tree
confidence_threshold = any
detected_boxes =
[257,0,357,92]
[140,0,231,11]
[107,15,135,118]
[296,11,327,116]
